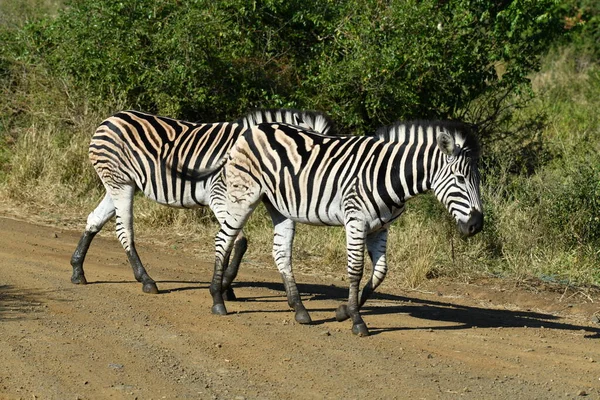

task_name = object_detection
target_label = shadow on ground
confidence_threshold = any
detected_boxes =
[80,278,600,338]
[232,280,600,338]
[0,285,49,321]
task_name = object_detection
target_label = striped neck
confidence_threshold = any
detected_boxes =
[375,125,444,201]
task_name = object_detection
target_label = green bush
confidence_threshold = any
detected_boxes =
[537,158,600,247]
[560,0,600,57]
[15,0,566,134]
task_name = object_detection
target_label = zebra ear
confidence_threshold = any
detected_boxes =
[437,131,458,156]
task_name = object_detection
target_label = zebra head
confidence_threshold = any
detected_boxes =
[431,124,483,237]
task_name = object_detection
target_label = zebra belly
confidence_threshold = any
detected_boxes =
[266,194,404,232]
[267,195,344,226]
[141,181,210,208]
[287,213,342,226]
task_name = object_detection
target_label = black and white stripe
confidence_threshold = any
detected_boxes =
[70,109,335,294]
[208,120,483,335]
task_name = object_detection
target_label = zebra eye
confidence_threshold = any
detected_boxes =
[456,175,466,185]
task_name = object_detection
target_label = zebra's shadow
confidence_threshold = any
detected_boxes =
[232,280,600,338]
[82,278,599,338]
[85,280,210,294]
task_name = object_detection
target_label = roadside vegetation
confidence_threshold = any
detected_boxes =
[0,0,598,290]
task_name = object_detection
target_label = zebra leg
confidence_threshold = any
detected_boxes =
[210,168,261,316]
[336,228,388,322]
[221,231,248,301]
[109,184,158,294]
[266,204,311,324]
[209,173,248,301]
[361,229,388,306]
[335,220,369,336]
[212,223,253,315]
[211,227,237,315]
[70,193,116,285]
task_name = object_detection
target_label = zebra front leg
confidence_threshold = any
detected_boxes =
[221,231,248,301]
[336,228,388,322]
[336,220,369,336]
[109,184,158,294]
[71,193,116,285]
[212,226,251,314]
[211,227,238,315]
[210,168,260,315]
[209,174,248,302]
[267,205,311,324]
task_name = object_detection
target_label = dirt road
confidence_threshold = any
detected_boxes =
[0,215,599,399]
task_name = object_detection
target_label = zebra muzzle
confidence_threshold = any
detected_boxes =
[458,209,483,237]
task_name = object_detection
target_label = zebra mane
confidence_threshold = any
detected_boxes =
[237,108,339,136]
[370,120,480,158]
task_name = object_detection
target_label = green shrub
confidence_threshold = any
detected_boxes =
[537,158,600,247]
[14,0,565,133]
[560,0,600,57]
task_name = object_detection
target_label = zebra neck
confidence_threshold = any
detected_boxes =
[385,139,444,201]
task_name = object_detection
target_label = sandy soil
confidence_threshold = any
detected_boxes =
[0,214,599,400]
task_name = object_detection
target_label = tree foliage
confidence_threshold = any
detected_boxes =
[17,0,566,134]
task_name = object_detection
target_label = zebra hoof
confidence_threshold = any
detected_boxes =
[352,322,370,337]
[211,304,228,316]
[71,274,87,285]
[142,282,159,294]
[295,308,312,325]
[335,304,350,322]
[223,287,237,302]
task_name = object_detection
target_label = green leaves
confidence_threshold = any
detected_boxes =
[16,0,566,131]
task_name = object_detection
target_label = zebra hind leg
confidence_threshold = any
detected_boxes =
[71,193,116,285]
[109,184,159,294]
[267,205,311,324]
[336,229,388,322]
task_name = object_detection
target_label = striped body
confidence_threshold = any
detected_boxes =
[225,122,481,228]
[90,111,245,207]
[209,120,483,335]
[71,109,335,294]
[89,109,335,207]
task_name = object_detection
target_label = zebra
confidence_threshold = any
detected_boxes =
[204,120,483,336]
[69,109,336,295]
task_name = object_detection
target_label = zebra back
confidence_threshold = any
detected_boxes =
[237,109,338,136]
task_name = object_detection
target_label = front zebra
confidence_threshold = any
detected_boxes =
[70,109,335,294]
[208,120,483,336]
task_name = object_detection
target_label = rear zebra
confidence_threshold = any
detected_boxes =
[70,109,335,294]
[207,120,483,336]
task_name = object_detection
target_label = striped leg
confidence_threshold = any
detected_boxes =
[70,193,116,285]
[109,184,158,294]
[336,220,370,336]
[335,228,389,322]
[266,203,311,324]
[209,174,248,301]
[211,168,262,315]
[221,232,247,301]
[361,228,388,306]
